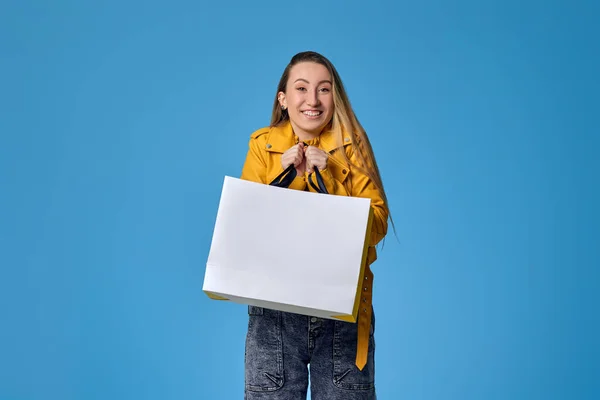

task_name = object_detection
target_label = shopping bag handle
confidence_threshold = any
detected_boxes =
[269,161,328,195]
[269,164,297,188]
[308,167,329,194]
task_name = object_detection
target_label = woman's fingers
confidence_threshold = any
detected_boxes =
[282,144,328,173]
[305,146,328,172]
[281,144,306,169]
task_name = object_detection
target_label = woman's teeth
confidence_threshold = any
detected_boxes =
[303,111,322,117]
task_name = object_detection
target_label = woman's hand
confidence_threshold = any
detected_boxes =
[305,145,328,174]
[281,143,306,175]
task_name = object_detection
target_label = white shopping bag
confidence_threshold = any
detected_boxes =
[203,176,373,322]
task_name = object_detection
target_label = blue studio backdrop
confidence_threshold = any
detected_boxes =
[1,1,598,399]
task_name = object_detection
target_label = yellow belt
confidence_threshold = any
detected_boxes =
[355,262,374,371]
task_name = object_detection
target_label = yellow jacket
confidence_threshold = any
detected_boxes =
[239,121,388,370]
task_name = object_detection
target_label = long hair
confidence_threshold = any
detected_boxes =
[270,51,395,235]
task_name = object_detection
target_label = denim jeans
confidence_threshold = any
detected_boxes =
[244,306,376,399]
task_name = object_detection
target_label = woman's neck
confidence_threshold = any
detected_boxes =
[290,122,321,142]
[296,131,319,142]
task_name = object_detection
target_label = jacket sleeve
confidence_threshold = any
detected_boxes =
[307,150,389,246]
[240,133,268,184]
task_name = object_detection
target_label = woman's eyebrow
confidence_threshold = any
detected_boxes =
[294,78,332,85]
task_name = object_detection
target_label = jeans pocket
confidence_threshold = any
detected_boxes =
[332,312,375,390]
[245,308,284,392]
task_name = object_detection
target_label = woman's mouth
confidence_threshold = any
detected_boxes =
[302,110,322,118]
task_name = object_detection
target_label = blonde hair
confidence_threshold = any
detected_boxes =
[271,51,394,234]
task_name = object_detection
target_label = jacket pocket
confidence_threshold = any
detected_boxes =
[326,154,351,186]
[332,310,376,390]
[245,308,284,392]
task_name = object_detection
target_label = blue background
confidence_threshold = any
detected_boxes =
[1,0,598,399]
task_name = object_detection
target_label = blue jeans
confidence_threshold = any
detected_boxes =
[244,306,376,399]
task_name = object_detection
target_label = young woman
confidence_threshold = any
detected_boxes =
[240,51,390,400]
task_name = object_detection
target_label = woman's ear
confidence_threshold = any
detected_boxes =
[278,92,287,109]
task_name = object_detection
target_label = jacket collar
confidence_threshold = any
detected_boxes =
[266,121,352,153]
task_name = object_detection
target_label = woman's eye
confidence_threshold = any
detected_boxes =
[319,87,330,93]
[296,87,306,91]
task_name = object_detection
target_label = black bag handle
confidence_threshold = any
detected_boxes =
[308,167,329,194]
[269,141,329,194]
[269,164,297,188]
[269,164,328,194]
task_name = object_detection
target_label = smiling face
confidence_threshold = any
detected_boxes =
[278,62,334,140]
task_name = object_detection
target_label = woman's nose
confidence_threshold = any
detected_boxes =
[306,89,320,106]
